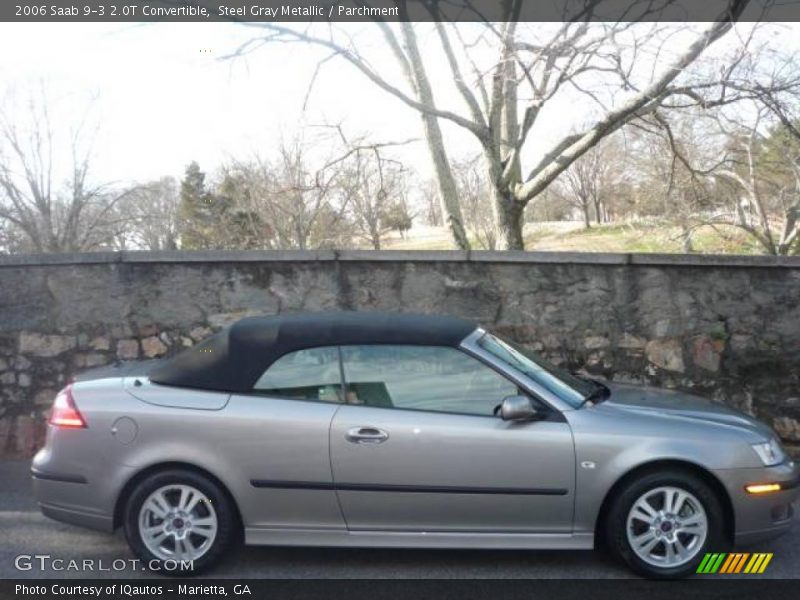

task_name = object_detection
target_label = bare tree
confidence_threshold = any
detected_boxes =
[551,133,629,227]
[327,128,411,250]
[0,216,31,253]
[0,87,135,252]
[228,15,470,248]
[418,178,443,227]
[710,105,800,254]
[558,148,599,229]
[271,141,336,249]
[525,186,573,223]
[217,126,419,251]
[453,156,498,249]
[556,167,594,229]
[643,44,800,255]
[117,177,180,250]
[222,144,342,250]
[638,119,718,250]
[231,0,759,249]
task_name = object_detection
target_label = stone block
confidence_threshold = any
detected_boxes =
[142,336,167,358]
[116,339,139,360]
[18,332,76,357]
[645,338,685,373]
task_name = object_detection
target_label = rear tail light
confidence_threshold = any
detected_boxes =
[49,384,87,428]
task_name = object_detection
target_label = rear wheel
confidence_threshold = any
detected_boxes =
[123,469,238,575]
[604,469,727,578]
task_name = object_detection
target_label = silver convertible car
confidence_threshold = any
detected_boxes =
[32,312,798,578]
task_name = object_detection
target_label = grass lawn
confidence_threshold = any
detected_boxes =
[526,221,765,254]
[382,221,769,254]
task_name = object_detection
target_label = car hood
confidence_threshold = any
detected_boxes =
[601,382,775,439]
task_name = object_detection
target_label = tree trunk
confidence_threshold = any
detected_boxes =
[583,203,592,229]
[399,22,470,251]
[420,113,471,250]
[777,203,799,255]
[680,222,694,253]
[492,186,525,250]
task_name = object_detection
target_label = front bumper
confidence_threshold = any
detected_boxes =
[714,459,799,546]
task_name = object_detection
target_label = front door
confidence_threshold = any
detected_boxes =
[329,345,575,533]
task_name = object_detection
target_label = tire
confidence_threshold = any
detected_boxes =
[123,469,239,576]
[604,468,728,579]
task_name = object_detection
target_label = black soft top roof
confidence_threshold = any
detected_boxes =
[149,311,477,393]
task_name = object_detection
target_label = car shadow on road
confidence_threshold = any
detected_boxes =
[222,544,630,579]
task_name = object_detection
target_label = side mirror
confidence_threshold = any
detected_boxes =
[499,395,539,421]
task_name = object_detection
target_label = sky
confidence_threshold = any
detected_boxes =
[0,22,466,186]
[0,21,798,189]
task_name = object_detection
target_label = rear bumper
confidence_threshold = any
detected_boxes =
[714,460,799,547]
[31,467,115,533]
[31,440,128,533]
[31,466,88,484]
[38,501,114,532]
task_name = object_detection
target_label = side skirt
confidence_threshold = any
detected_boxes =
[245,527,594,550]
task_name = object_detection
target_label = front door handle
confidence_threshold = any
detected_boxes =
[345,427,389,444]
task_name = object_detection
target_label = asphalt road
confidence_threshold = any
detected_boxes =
[1,460,798,579]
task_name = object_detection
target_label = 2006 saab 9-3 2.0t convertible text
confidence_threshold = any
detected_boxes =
[32,312,798,578]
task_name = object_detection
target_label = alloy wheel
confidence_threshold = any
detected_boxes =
[137,483,218,562]
[625,485,708,568]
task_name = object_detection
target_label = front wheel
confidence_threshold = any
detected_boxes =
[604,469,728,578]
[123,469,239,575]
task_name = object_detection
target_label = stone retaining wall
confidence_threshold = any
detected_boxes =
[1,250,799,457]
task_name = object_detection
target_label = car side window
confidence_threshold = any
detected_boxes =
[340,345,518,416]
[253,347,343,403]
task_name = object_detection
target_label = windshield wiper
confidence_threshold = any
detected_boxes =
[579,380,611,408]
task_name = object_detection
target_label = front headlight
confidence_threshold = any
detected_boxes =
[751,439,786,467]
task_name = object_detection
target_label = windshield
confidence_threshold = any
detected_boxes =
[477,333,596,408]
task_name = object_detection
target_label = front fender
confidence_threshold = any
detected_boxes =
[566,406,759,534]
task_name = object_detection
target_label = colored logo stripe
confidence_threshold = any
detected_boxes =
[744,553,774,574]
[758,554,773,573]
[696,553,713,573]
[697,553,773,574]
[733,553,751,573]
[719,553,748,573]
[719,553,737,573]
[697,553,726,573]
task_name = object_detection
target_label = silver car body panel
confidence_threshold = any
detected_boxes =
[329,404,575,533]
[32,327,799,551]
[124,377,230,411]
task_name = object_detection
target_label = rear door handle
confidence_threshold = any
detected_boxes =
[345,427,389,444]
